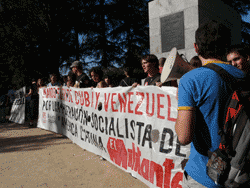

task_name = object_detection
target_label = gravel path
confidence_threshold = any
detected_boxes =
[0,121,148,188]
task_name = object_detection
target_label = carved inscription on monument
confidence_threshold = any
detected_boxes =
[161,11,184,52]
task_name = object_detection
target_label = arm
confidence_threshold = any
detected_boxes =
[26,88,33,97]
[175,73,196,145]
[155,82,163,87]
[175,108,195,145]
[132,82,140,87]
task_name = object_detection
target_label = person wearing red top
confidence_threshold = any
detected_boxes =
[159,57,166,74]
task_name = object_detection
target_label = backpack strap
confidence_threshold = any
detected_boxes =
[204,63,238,91]
[203,64,240,157]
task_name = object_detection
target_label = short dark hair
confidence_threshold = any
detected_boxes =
[124,67,134,77]
[190,56,202,68]
[159,57,166,67]
[141,54,159,69]
[63,75,67,80]
[71,60,83,69]
[195,20,231,59]
[67,71,76,82]
[49,73,56,79]
[89,67,103,80]
[226,44,249,59]
[104,74,111,79]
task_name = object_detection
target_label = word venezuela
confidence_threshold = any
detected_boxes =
[42,87,177,121]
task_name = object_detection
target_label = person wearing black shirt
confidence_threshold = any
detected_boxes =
[70,61,90,88]
[26,79,38,127]
[132,54,178,87]
[89,67,108,88]
[119,67,139,87]
[0,90,8,123]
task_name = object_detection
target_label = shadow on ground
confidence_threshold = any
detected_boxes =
[0,121,70,153]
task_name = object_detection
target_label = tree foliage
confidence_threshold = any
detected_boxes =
[0,0,250,89]
[0,0,90,88]
[223,0,250,44]
[78,0,150,69]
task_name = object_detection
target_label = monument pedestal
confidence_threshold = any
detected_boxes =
[149,0,241,61]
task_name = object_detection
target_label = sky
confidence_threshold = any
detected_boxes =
[242,13,250,23]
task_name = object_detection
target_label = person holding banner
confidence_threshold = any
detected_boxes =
[70,61,90,88]
[67,71,76,87]
[132,54,177,87]
[37,78,45,93]
[47,74,61,87]
[26,79,39,127]
[175,20,246,188]
[89,66,108,88]
[141,54,162,86]
[119,67,139,87]
[159,57,166,74]
[104,75,113,87]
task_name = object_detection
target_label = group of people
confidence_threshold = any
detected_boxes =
[61,61,113,89]
[175,20,250,188]
[2,17,250,188]
[39,28,250,188]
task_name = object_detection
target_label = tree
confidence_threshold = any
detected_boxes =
[0,0,90,87]
[79,0,150,69]
[109,0,150,68]
[223,0,250,44]
[5,0,250,90]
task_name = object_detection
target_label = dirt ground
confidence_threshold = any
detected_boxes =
[0,119,148,188]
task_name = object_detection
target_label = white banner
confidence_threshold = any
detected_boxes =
[9,86,26,124]
[37,86,190,188]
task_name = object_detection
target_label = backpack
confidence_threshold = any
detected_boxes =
[204,63,250,187]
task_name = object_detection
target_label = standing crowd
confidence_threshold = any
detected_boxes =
[1,18,250,188]
[175,20,250,188]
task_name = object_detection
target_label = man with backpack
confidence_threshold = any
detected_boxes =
[175,20,246,187]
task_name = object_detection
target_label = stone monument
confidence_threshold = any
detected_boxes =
[149,0,242,61]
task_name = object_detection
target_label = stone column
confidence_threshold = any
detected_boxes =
[149,0,241,61]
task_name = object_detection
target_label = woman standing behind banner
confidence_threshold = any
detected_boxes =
[68,72,77,87]
[37,78,45,93]
[89,67,108,88]
[104,75,113,87]
[119,67,140,87]
[26,79,39,127]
